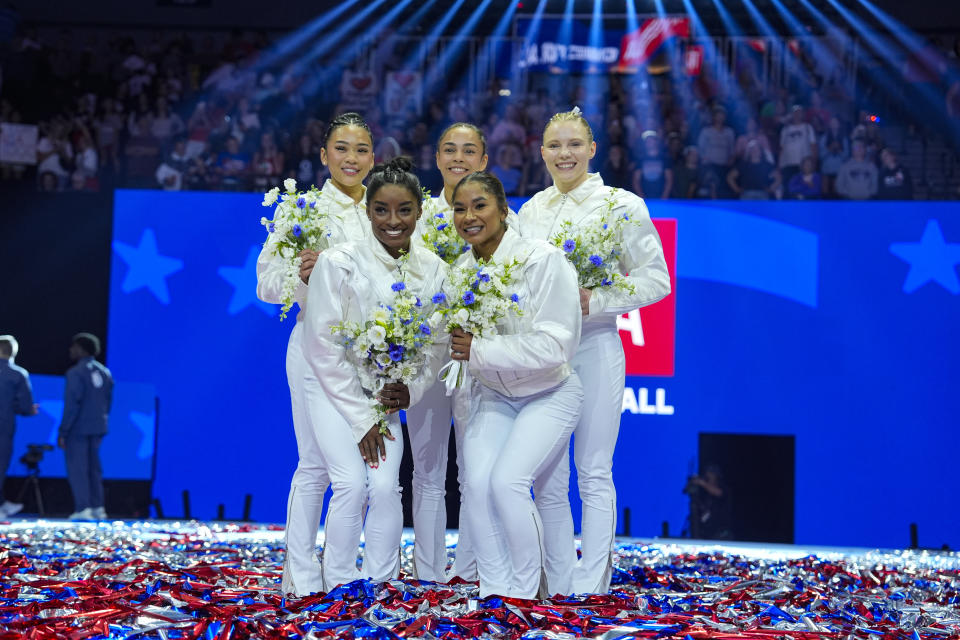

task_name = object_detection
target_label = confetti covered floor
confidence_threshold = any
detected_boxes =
[0,520,958,639]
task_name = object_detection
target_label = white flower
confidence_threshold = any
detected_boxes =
[284,178,297,193]
[455,308,470,324]
[372,308,391,325]
[367,325,387,345]
[429,311,442,327]
[262,187,280,206]
[375,352,392,368]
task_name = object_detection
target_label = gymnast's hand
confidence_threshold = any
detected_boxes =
[299,249,319,284]
[359,424,395,468]
[450,328,473,361]
[579,288,592,316]
[378,382,410,415]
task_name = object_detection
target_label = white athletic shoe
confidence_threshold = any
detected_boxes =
[0,501,23,518]
[93,507,107,520]
[68,507,97,521]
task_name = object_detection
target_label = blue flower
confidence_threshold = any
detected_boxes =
[431,292,447,304]
[435,212,445,219]
[461,245,470,253]
[601,278,613,287]
[510,293,519,303]
[602,223,608,230]
[388,343,405,362]
[268,223,275,233]
[562,239,576,253]
[292,224,302,237]
[310,201,317,208]
[297,197,306,209]
[391,281,406,292]
[478,272,491,283]
[415,297,422,307]
[437,223,448,231]
[622,213,630,221]
[589,254,604,267]
[419,324,432,335]
[470,279,480,289]
[462,291,476,305]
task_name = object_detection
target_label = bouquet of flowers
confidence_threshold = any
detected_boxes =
[420,196,470,264]
[550,189,637,295]
[432,259,523,392]
[330,272,438,434]
[260,178,332,319]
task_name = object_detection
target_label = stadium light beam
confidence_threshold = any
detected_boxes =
[710,0,744,36]
[299,0,415,99]
[740,0,780,38]
[397,0,440,36]
[428,0,494,88]
[296,0,391,73]
[254,0,363,71]
[822,0,946,132]
[512,0,548,94]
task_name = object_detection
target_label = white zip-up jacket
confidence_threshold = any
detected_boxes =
[303,233,449,442]
[516,173,671,334]
[256,180,369,321]
[455,227,582,398]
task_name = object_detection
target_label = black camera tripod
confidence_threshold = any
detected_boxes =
[15,464,46,516]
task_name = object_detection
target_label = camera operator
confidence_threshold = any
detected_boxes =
[683,464,733,540]
[58,333,113,521]
[0,335,39,518]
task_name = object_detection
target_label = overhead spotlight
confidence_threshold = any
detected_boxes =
[499,89,512,96]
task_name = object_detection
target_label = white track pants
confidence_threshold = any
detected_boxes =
[282,322,329,596]
[462,374,583,599]
[404,381,452,582]
[313,386,404,590]
[405,381,475,582]
[535,327,625,594]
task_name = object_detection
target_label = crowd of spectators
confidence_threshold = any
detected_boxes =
[1,25,958,200]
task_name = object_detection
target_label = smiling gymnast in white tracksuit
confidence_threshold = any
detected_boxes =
[517,109,671,595]
[403,122,490,582]
[256,113,375,597]
[448,171,583,599]
[302,157,448,590]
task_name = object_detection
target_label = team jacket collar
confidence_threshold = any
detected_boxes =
[322,179,366,208]
[368,231,429,280]
[545,173,605,206]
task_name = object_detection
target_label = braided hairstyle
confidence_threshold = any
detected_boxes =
[367,156,422,207]
[322,111,373,148]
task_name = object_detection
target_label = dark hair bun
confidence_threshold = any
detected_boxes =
[373,156,414,175]
[367,156,422,203]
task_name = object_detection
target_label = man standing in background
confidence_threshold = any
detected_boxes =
[58,333,113,521]
[0,335,39,518]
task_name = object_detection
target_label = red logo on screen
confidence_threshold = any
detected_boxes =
[617,218,676,376]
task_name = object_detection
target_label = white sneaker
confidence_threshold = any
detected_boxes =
[68,507,96,521]
[93,507,107,520]
[0,501,23,518]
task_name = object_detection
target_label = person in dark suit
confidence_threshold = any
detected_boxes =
[57,333,113,521]
[0,335,39,518]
